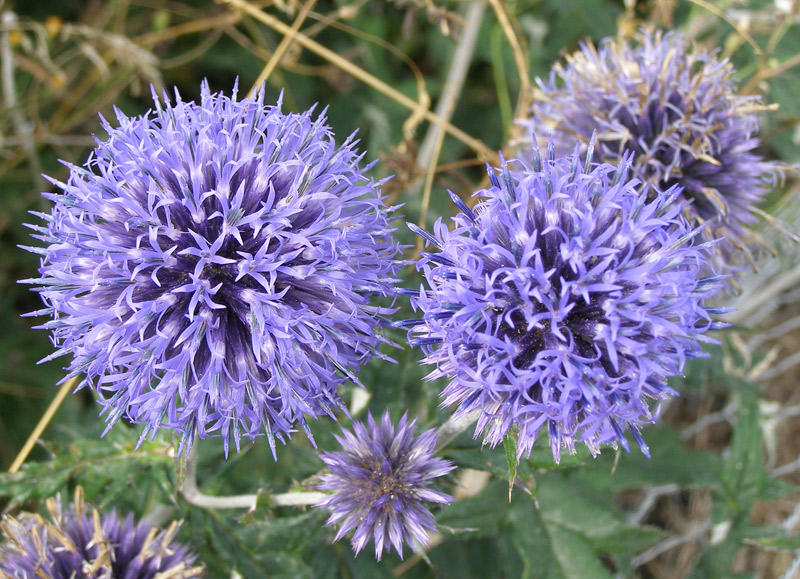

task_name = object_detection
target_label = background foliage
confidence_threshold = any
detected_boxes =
[1,0,800,577]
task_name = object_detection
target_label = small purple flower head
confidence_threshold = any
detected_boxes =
[315,412,454,560]
[22,81,401,457]
[0,487,203,578]
[520,30,778,271]
[405,141,727,462]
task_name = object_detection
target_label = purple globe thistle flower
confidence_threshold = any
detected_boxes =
[520,30,778,271]
[21,81,401,457]
[404,140,727,462]
[315,412,454,560]
[0,487,203,578]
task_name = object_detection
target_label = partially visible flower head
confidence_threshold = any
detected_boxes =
[22,81,401,457]
[0,487,202,578]
[315,412,454,560]
[404,141,727,462]
[520,30,778,271]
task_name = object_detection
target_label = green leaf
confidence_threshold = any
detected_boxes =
[0,429,173,510]
[438,476,661,577]
[438,480,512,539]
[537,474,662,556]
[507,493,614,578]
[720,390,765,517]
[444,438,586,493]
[743,527,800,552]
[575,427,723,492]
[504,429,519,502]
[238,511,329,553]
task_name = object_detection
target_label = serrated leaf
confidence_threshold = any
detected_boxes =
[438,480,512,538]
[537,474,662,556]
[239,511,328,553]
[575,427,723,492]
[438,475,660,577]
[720,390,765,516]
[0,429,173,509]
[507,492,614,578]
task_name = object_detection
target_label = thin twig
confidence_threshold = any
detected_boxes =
[684,0,763,56]
[487,0,530,119]
[780,554,800,579]
[250,0,317,93]
[630,520,711,568]
[307,7,429,141]
[726,263,800,325]
[416,0,485,169]
[747,313,800,351]
[415,110,449,254]
[1,10,45,192]
[680,404,736,441]
[221,0,494,160]
[134,11,242,46]
[8,376,79,473]
[770,458,800,479]
[413,0,485,255]
[628,484,680,525]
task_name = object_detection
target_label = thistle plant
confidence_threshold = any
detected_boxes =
[520,30,778,271]
[405,141,726,461]
[5,2,798,576]
[0,487,202,578]
[21,81,401,457]
[316,412,454,560]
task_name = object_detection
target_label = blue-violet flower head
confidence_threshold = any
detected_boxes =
[22,81,401,457]
[405,141,727,462]
[315,412,454,560]
[520,30,778,271]
[0,487,202,578]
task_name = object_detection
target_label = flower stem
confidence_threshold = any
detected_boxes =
[179,444,325,510]
[435,410,480,452]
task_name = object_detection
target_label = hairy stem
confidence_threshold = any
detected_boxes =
[179,444,325,510]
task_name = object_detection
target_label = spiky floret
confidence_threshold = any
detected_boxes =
[520,30,778,271]
[22,81,401,457]
[0,487,203,578]
[315,412,454,560]
[405,141,727,462]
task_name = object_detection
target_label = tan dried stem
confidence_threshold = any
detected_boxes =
[307,7,429,140]
[685,0,763,57]
[8,376,79,474]
[413,0,485,254]
[221,0,494,160]
[416,109,449,254]
[251,0,317,93]
[487,0,530,120]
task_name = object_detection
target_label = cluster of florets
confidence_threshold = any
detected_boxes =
[21,38,762,561]
[0,488,202,578]
[405,141,726,461]
[316,412,454,560]
[520,30,778,271]
[23,81,401,457]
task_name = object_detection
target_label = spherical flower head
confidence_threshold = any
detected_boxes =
[315,412,454,561]
[22,81,401,457]
[405,141,727,462]
[0,487,202,578]
[520,30,779,272]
